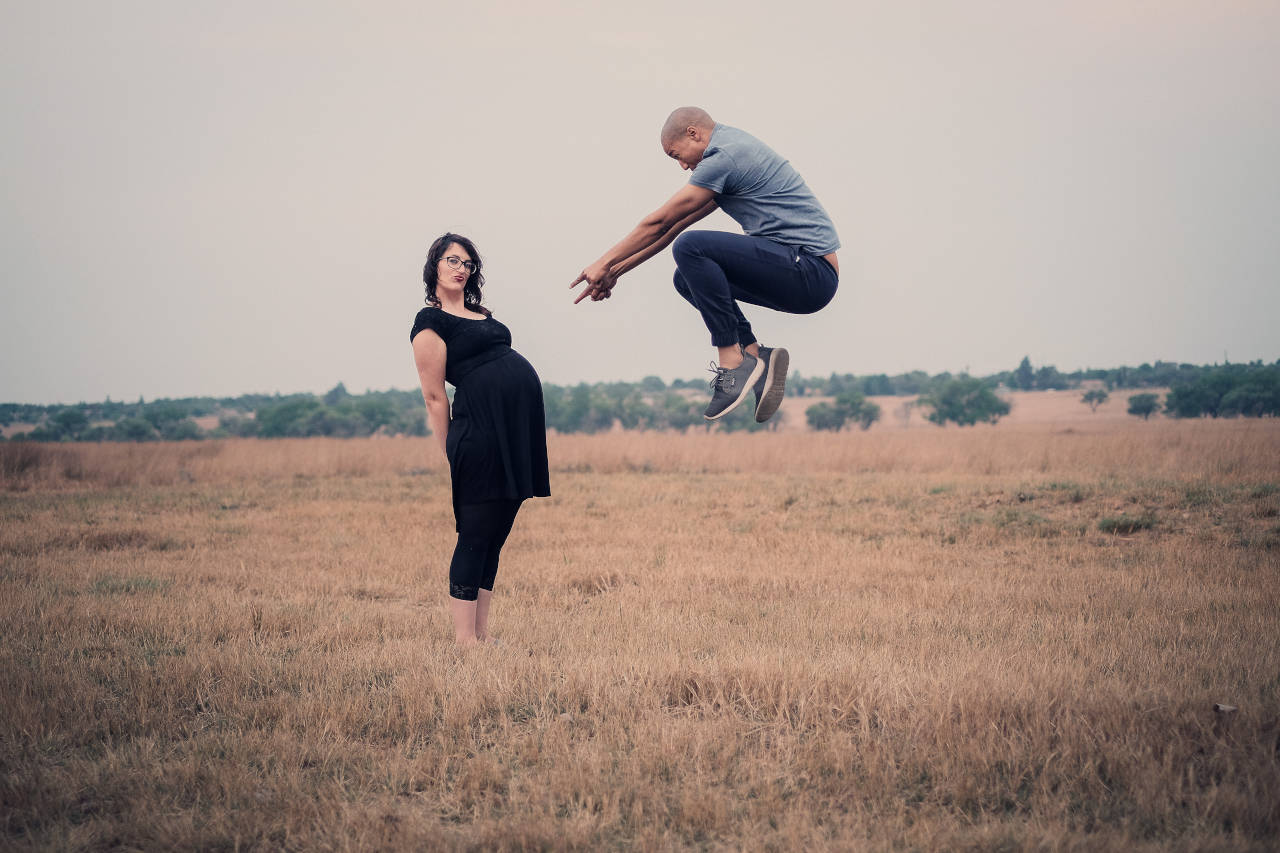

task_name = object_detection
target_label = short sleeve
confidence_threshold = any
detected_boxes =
[410,307,443,343]
[689,148,734,194]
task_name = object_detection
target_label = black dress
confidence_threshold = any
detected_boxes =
[410,307,551,527]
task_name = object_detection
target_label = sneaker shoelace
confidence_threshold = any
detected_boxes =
[707,361,736,391]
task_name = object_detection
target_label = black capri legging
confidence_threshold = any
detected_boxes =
[449,499,523,601]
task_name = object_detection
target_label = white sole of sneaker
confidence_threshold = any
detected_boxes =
[755,348,789,422]
[705,358,765,421]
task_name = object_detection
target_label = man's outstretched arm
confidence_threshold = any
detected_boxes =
[571,184,716,304]
[610,196,717,279]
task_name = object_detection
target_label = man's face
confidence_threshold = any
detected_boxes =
[663,129,709,171]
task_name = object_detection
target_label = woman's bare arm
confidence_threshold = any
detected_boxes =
[412,330,450,459]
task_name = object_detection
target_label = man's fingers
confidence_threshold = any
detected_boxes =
[572,267,615,304]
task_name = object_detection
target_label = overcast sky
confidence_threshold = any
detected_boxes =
[3,0,1278,404]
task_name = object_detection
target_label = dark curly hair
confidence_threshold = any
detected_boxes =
[422,233,490,316]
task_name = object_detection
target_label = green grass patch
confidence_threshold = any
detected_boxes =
[90,575,172,596]
[1183,484,1228,508]
[993,508,1047,528]
[1043,481,1091,503]
[989,508,1062,538]
[1098,514,1157,535]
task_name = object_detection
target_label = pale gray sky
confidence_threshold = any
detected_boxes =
[3,0,1278,404]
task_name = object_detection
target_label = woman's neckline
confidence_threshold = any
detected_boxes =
[434,306,489,322]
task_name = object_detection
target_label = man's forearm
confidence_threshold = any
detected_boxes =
[593,216,672,273]
[573,186,715,298]
[612,200,716,276]
[612,228,677,277]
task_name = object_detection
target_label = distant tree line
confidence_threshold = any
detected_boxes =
[541,381,774,434]
[0,384,429,443]
[1162,362,1280,418]
[1071,363,1280,420]
[994,356,1225,392]
[3,359,1276,442]
[0,379,776,443]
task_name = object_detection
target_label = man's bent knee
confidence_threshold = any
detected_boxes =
[671,230,712,263]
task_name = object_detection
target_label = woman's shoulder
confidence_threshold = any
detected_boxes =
[410,306,455,342]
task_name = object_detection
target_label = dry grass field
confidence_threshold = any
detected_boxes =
[2,409,1279,850]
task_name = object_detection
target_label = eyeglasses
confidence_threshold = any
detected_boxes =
[443,255,476,275]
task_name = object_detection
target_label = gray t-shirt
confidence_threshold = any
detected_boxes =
[689,124,841,255]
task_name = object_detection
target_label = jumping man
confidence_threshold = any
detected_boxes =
[571,106,841,422]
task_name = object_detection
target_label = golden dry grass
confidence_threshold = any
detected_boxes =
[2,416,1279,850]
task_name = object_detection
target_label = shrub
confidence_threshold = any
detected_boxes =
[1127,393,1161,420]
[1081,389,1109,412]
[920,377,1010,427]
[161,419,204,441]
[113,417,159,442]
[806,402,846,431]
[255,398,323,438]
[806,391,881,432]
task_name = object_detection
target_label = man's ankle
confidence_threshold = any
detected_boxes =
[718,345,745,369]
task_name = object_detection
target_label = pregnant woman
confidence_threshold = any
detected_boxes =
[410,233,550,645]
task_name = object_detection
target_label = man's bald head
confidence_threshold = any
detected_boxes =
[660,107,715,145]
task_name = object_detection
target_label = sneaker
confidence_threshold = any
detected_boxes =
[704,352,763,420]
[751,345,790,423]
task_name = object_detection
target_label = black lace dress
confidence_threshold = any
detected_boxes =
[409,308,551,527]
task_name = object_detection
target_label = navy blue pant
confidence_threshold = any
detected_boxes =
[449,499,522,601]
[671,231,839,348]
